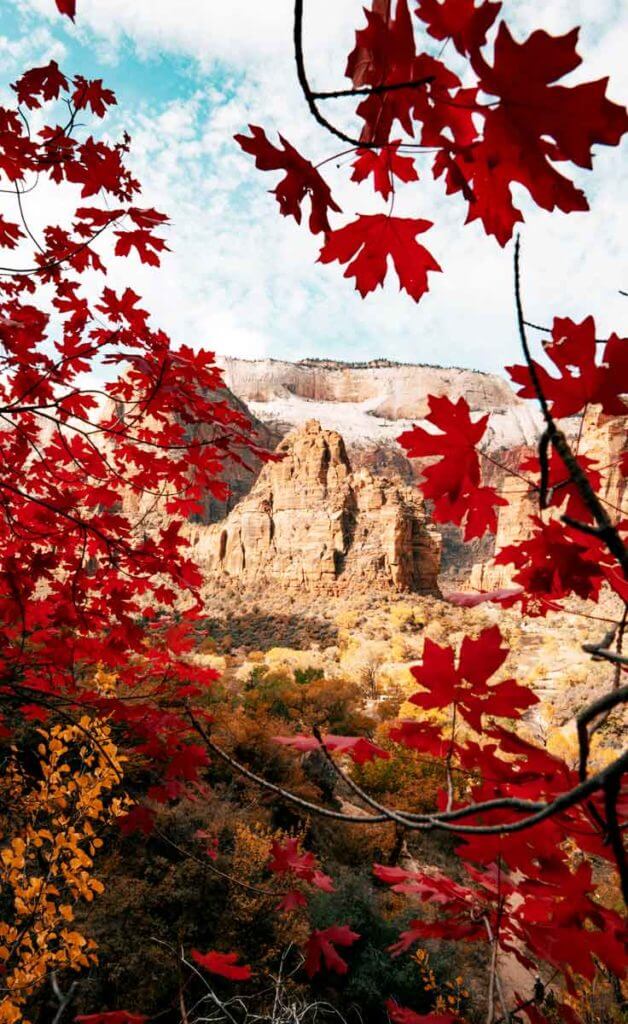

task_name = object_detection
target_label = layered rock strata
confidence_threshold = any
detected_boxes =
[190,420,441,594]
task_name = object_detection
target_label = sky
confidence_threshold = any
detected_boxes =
[0,0,626,373]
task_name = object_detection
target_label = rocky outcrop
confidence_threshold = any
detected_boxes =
[190,420,441,594]
[214,356,543,580]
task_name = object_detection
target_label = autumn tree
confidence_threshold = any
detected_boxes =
[0,23,268,1021]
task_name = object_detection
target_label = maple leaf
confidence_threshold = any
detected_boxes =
[96,287,149,335]
[346,0,427,141]
[72,75,117,118]
[304,925,360,978]
[432,484,508,540]
[415,0,501,57]
[386,1000,461,1024]
[114,229,169,266]
[508,316,627,417]
[235,125,341,234]
[273,733,389,764]
[191,949,252,981]
[277,890,308,912]
[398,394,488,510]
[460,24,628,244]
[0,216,24,249]
[55,0,76,18]
[13,61,69,109]
[519,449,602,523]
[268,837,316,878]
[495,518,606,608]
[409,626,538,730]
[351,141,418,199]
[388,720,452,758]
[318,214,440,301]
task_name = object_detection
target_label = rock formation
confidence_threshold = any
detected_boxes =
[216,355,542,451]
[214,356,543,578]
[189,420,441,594]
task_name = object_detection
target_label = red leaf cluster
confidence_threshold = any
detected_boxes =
[191,949,252,981]
[239,0,627,299]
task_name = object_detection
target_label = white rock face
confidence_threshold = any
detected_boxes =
[216,356,542,451]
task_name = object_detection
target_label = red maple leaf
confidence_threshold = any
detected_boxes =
[519,449,602,523]
[55,0,76,18]
[345,0,461,147]
[445,586,524,607]
[191,950,252,981]
[114,228,169,266]
[0,216,24,249]
[398,395,486,500]
[268,837,334,891]
[459,25,628,244]
[304,925,360,978]
[495,517,606,608]
[432,484,508,540]
[277,890,308,912]
[318,214,440,301]
[72,75,117,118]
[388,720,452,758]
[235,125,341,234]
[398,394,503,536]
[13,61,69,109]
[351,141,418,199]
[415,0,501,57]
[409,626,538,730]
[508,316,627,417]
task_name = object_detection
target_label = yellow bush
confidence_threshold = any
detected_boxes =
[0,718,128,1023]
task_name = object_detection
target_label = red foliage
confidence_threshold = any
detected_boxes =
[303,925,360,978]
[235,125,341,234]
[318,214,441,301]
[386,1000,461,1023]
[55,0,76,18]
[0,62,268,834]
[191,950,253,981]
[398,396,505,539]
[350,140,418,199]
[237,0,628,297]
[508,316,628,417]
[408,626,538,730]
[36,4,628,1022]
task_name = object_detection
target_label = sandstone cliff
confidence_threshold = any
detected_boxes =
[189,420,441,595]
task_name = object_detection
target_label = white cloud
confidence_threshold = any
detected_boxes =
[7,0,628,371]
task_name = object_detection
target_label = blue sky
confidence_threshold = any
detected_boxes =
[1,0,626,373]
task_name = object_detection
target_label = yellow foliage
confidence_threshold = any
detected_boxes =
[390,603,423,631]
[334,609,359,631]
[414,948,469,1016]
[0,717,128,1023]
